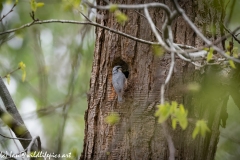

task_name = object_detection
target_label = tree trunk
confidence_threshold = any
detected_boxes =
[81,0,226,159]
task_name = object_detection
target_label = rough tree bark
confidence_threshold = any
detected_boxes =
[81,0,228,159]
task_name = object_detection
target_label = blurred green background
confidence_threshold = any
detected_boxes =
[0,0,240,159]
[0,0,94,158]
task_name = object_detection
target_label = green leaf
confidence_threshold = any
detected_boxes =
[22,70,26,82]
[179,118,188,130]
[229,60,236,69]
[30,0,37,12]
[70,147,78,159]
[6,0,13,4]
[109,4,118,12]
[18,61,26,70]
[156,102,188,130]
[105,112,120,125]
[73,0,81,8]
[6,74,10,85]
[114,10,128,25]
[36,2,44,7]
[199,120,210,137]
[192,120,210,139]
[226,51,230,56]
[152,45,164,57]
[171,101,178,111]
[233,47,238,58]
[207,48,213,62]
[192,125,199,139]
[172,118,177,130]
[176,104,188,130]
[18,61,26,82]
[155,103,172,123]
[30,0,44,12]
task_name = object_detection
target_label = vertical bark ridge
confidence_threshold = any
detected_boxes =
[81,0,227,159]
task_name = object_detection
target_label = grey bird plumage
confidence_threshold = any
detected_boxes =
[112,66,126,102]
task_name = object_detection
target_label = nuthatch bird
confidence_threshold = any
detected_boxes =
[112,66,126,102]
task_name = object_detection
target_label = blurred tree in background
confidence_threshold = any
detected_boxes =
[0,0,94,157]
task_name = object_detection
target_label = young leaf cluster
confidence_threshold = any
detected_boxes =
[192,120,210,139]
[105,112,120,125]
[109,4,128,25]
[155,101,210,139]
[30,0,44,12]
[62,0,82,11]
[206,46,239,69]
[18,61,26,82]
[3,61,26,84]
[155,101,188,130]
[226,46,238,69]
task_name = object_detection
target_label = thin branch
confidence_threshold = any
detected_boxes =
[0,18,239,62]
[85,2,240,62]
[165,26,175,85]
[144,6,176,160]
[0,3,16,22]
[27,136,41,160]
[173,43,204,67]
[0,132,32,141]
[0,19,158,45]
[162,122,176,160]
[172,0,240,63]
[0,76,24,124]
[144,7,165,47]
[223,24,240,44]
[183,26,240,53]
[9,128,23,160]
[84,1,172,17]
[2,67,20,78]
[162,28,176,160]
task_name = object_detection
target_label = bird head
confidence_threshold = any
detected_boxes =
[112,66,122,74]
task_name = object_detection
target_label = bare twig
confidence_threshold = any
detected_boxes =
[172,0,240,63]
[27,136,41,160]
[0,18,239,62]
[2,67,20,78]
[223,24,240,44]
[9,128,23,160]
[0,19,158,45]
[144,7,165,46]
[162,122,176,160]
[0,3,16,22]
[29,11,39,21]
[84,1,172,17]
[144,6,176,160]
[0,132,32,141]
